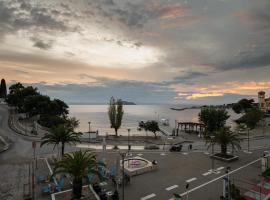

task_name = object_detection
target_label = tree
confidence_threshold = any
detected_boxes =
[9,82,24,94]
[51,99,69,117]
[65,117,80,132]
[205,127,241,156]
[0,79,7,98]
[144,120,160,138]
[232,99,254,114]
[40,124,81,157]
[232,103,242,114]
[199,106,230,134]
[53,150,102,199]
[6,85,38,111]
[237,108,263,130]
[23,94,51,117]
[108,97,124,136]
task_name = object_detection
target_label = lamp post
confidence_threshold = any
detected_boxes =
[127,128,131,151]
[120,152,126,200]
[247,128,250,153]
[185,183,189,200]
[210,135,215,172]
[88,121,91,143]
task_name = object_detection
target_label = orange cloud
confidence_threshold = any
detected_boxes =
[186,92,223,100]
[171,81,270,100]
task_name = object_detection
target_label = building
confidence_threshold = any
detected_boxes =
[258,91,270,112]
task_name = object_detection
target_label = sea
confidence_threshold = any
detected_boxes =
[69,105,242,136]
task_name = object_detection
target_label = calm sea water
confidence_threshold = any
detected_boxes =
[69,105,241,136]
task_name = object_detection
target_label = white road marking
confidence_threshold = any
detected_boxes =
[137,153,143,156]
[182,152,188,155]
[161,153,166,156]
[174,157,263,199]
[186,177,197,183]
[141,193,156,200]
[166,185,178,191]
[203,171,212,176]
[204,152,210,155]
[216,167,224,171]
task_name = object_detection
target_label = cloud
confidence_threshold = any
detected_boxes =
[186,92,223,100]
[219,47,270,70]
[0,0,77,39]
[90,0,189,28]
[31,37,53,50]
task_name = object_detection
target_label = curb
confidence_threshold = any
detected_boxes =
[0,135,10,153]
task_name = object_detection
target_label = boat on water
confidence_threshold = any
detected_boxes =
[170,107,187,111]
[160,118,169,126]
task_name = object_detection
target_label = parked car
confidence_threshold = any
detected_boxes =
[170,144,182,152]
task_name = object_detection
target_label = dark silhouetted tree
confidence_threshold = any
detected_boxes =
[108,97,124,136]
[0,79,7,99]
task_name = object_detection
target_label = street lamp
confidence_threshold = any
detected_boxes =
[185,183,189,200]
[88,121,91,143]
[119,152,126,200]
[247,128,250,153]
[210,135,215,172]
[127,128,131,151]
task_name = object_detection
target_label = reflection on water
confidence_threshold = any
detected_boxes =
[69,105,241,136]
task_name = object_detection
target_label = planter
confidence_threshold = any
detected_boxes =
[211,153,239,162]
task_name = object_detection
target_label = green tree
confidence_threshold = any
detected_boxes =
[108,97,124,136]
[232,99,254,114]
[38,114,67,128]
[238,108,263,129]
[40,124,81,157]
[65,117,80,132]
[9,82,24,94]
[53,150,102,199]
[51,99,69,117]
[0,79,7,98]
[6,84,38,112]
[205,127,241,156]
[144,120,160,138]
[199,106,230,134]
[23,94,51,117]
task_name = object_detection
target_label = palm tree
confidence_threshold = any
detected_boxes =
[41,124,81,157]
[205,127,241,156]
[53,150,102,199]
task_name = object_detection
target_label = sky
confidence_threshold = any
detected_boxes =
[0,0,270,104]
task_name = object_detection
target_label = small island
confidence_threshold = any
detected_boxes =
[122,101,136,105]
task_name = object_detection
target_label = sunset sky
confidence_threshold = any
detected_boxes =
[0,0,270,104]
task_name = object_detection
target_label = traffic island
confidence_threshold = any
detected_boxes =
[211,153,239,162]
[121,156,158,176]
